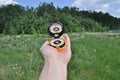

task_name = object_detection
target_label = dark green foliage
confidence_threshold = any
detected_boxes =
[0,5,25,33]
[79,11,120,30]
[0,3,120,34]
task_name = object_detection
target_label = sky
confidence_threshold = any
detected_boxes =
[0,0,120,18]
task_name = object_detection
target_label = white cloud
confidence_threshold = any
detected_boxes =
[72,0,97,7]
[0,0,18,6]
[72,0,119,12]
[95,3,110,12]
[115,8,120,13]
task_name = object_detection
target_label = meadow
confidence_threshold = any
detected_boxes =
[0,33,120,80]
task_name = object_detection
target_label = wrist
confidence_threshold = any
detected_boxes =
[44,58,67,68]
[41,59,67,80]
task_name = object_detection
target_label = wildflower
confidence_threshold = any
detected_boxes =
[27,53,30,56]
[94,49,96,52]
[13,67,16,69]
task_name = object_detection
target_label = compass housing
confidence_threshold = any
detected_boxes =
[48,22,64,38]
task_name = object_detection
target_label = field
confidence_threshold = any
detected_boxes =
[0,33,120,80]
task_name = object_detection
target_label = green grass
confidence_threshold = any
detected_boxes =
[0,33,120,80]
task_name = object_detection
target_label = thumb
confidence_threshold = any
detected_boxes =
[62,34,71,49]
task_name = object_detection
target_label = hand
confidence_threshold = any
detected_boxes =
[40,34,71,65]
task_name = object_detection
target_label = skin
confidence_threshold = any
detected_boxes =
[39,34,71,80]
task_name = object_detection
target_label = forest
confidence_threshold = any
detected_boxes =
[0,2,120,34]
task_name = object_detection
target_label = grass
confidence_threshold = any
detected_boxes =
[0,33,120,80]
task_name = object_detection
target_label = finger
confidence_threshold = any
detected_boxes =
[62,34,70,46]
[40,41,49,51]
[42,41,49,47]
[40,40,57,51]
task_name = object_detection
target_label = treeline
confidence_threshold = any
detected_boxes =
[0,2,120,34]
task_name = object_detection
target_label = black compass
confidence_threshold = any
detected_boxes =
[48,22,64,38]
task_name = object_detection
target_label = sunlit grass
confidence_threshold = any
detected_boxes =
[0,33,120,80]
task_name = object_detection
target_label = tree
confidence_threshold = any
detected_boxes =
[0,4,25,33]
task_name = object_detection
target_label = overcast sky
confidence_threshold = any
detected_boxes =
[0,0,120,18]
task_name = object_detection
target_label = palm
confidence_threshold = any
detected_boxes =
[40,34,71,65]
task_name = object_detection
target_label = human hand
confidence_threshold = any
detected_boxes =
[40,34,71,65]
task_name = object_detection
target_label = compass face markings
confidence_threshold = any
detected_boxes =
[50,38,65,48]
